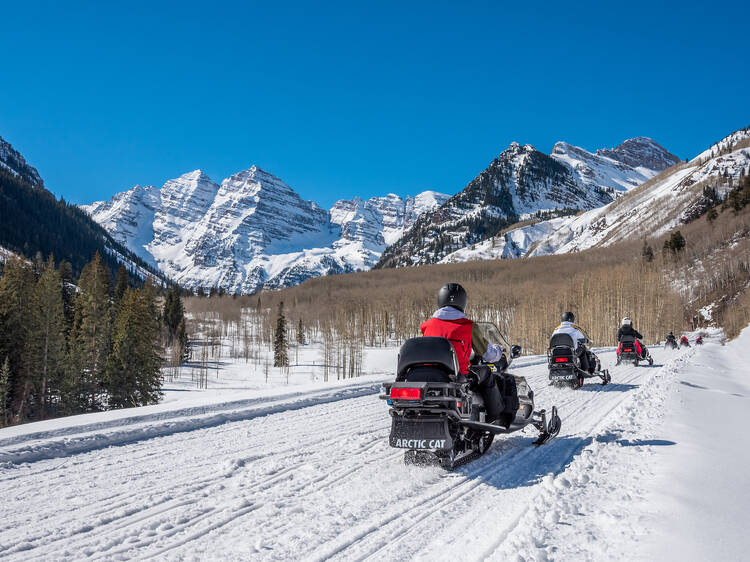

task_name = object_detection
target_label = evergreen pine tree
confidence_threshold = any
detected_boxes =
[30,256,67,419]
[113,264,129,312]
[0,256,35,422]
[105,284,163,408]
[176,318,189,363]
[163,284,184,344]
[58,260,76,334]
[0,357,10,427]
[69,253,112,412]
[641,241,654,263]
[274,301,288,367]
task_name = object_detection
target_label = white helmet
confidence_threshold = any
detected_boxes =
[621,317,632,326]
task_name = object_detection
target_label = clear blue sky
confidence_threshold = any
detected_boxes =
[0,1,748,208]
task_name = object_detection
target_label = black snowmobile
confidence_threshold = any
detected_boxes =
[664,335,678,350]
[547,333,611,388]
[615,335,653,366]
[381,322,561,470]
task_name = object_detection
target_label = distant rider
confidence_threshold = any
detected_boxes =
[420,283,508,423]
[666,331,677,345]
[617,317,648,359]
[552,312,596,374]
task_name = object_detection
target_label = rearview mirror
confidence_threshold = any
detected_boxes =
[511,345,522,358]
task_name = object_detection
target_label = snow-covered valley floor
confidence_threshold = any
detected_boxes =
[1,331,748,561]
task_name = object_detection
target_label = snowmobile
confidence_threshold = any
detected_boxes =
[616,335,653,366]
[695,336,704,345]
[547,333,611,388]
[680,336,691,348]
[381,322,561,470]
[664,336,678,350]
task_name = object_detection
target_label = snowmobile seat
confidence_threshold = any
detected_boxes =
[397,337,459,381]
[549,333,576,351]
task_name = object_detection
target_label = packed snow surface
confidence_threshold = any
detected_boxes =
[1,328,746,560]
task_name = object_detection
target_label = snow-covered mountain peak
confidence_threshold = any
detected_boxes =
[503,141,536,158]
[596,137,679,172]
[84,167,448,292]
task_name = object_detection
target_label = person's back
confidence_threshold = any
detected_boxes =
[420,305,474,374]
[552,318,587,349]
[552,312,593,373]
[617,317,648,359]
[617,318,643,342]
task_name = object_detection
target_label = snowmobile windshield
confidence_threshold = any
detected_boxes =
[472,322,512,365]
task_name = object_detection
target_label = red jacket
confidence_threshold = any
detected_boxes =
[420,317,474,374]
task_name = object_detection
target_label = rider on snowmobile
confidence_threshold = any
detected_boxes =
[666,331,676,344]
[552,312,596,374]
[420,283,508,424]
[617,317,648,359]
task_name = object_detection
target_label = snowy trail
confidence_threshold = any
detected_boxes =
[0,347,678,560]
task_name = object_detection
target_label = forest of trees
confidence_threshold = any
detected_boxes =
[0,253,185,427]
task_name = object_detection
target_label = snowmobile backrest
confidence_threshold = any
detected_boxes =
[549,333,576,350]
[620,334,636,344]
[397,337,459,380]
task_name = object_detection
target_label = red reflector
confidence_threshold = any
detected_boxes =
[624,348,633,352]
[390,387,422,400]
[554,357,570,363]
[457,401,462,408]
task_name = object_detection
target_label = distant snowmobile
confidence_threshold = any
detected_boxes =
[665,334,678,350]
[616,335,653,366]
[695,336,704,345]
[547,334,611,388]
[381,322,561,470]
[680,336,691,348]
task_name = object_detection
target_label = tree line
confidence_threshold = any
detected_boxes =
[0,253,187,427]
[0,167,165,280]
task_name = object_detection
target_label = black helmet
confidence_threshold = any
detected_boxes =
[437,283,467,312]
[561,311,575,323]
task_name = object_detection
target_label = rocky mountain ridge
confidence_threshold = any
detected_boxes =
[0,135,44,188]
[83,168,448,293]
[377,137,679,268]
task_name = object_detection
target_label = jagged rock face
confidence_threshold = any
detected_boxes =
[377,139,661,268]
[0,136,44,188]
[81,184,160,263]
[596,137,680,172]
[84,166,447,293]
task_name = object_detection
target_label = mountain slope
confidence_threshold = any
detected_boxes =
[527,126,750,256]
[84,169,448,293]
[432,125,748,264]
[377,138,677,267]
[0,135,166,279]
[0,136,44,188]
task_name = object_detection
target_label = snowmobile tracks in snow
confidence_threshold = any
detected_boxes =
[0,347,698,560]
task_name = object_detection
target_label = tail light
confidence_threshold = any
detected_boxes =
[623,348,633,352]
[390,387,422,400]
[554,357,570,363]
